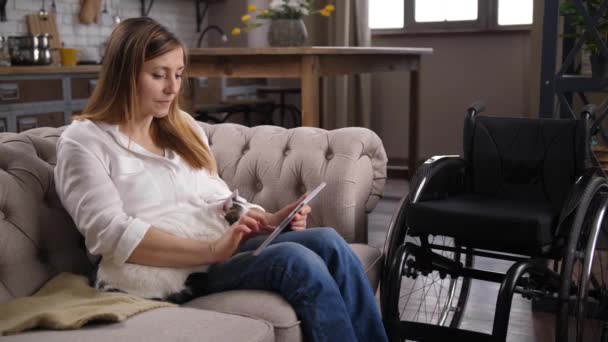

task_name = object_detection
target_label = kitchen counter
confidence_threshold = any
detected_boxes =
[0,65,101,75]
[0,65,100,132]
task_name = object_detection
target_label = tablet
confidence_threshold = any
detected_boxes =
[252,182,326,256]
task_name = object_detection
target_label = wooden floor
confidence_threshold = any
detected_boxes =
[368,178,555,342]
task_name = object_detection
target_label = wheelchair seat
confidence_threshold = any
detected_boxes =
[408,194,556,254]
[408,114,586,255]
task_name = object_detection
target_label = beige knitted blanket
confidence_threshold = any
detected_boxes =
[0,272,175,336]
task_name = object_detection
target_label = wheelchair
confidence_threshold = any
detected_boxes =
[380,102,608,342]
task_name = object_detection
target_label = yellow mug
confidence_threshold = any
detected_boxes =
[60,48,78,66]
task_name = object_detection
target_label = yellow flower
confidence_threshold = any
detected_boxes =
[325,5,335,12]
[261,9,269,15]
[241,14,251,22]
[320,9,331,17]
[248,4,256,12]
[231,27,241,36]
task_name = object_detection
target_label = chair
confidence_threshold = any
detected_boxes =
[192,78,275,127]
[256,86,302,128]
[192,78,301,128]
[380,102,608,342]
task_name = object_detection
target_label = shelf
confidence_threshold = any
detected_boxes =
[539,0,608,118]
[555,75,608,92]
[593,145,608,172]
[0,70,97,132]
[0,65,100,76]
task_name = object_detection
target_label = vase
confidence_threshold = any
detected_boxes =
[267,19,308,47]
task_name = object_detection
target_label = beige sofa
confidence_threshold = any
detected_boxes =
[0,121,388,342]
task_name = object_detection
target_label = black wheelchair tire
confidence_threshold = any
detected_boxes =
[381,194,411,314]
[381,193,473,337]
[558,176,608,342]
[387,236,472,329]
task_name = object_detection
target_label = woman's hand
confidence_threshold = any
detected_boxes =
[290,206,310,230]
[253,196,311,232]
[210,210,269,263]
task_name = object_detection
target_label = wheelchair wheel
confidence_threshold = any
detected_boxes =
[381,194,411,316]
[381,194,473,333]
[393,234,472,328]
[383,195,411,277]
[558,177,608,342]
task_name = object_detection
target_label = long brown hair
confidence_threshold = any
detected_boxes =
[77,17,216,173]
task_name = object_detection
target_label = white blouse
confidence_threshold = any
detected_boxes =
[54,113,262,266]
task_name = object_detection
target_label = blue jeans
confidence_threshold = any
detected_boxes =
[205,227,388,342]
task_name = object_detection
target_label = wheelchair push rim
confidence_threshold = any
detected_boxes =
[385,233,472,330]
[574,192,608,342]
[558,178,608,342]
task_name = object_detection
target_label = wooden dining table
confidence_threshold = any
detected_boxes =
[187,46,433,176]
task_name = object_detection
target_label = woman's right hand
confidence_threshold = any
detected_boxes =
[209,210,269,263]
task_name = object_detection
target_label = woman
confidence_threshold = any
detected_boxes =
[54,17,387,342]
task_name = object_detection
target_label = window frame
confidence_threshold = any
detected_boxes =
[370,0,533,35]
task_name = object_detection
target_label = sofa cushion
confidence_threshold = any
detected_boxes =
[185,290,301,342]
[350,243,383,291]
[1,307,274,342]
[183,242,383,342]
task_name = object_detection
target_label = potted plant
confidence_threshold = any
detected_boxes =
[232,1,335,47]
[560,0,608,79]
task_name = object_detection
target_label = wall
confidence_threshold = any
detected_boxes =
[206,0,270,48]
[0,0,200,62]
[371,31,534,164]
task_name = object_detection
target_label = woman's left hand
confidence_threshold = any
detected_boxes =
[286,203,310,231]
[251,196,311,232]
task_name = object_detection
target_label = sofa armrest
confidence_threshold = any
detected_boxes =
[200,122,388,243]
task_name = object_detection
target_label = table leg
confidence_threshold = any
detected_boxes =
[409,69,420,178]
[279,91,286,126]
[301,56,320,127]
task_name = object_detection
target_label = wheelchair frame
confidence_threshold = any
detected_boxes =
[380,105,608,342]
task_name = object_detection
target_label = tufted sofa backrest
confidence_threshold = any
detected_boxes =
[201,123,387,242]
[0,128,92,304]
[0,122,387,303]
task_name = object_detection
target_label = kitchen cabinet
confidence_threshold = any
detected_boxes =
[16,112,64,132]
[0,65,100,132]
[0,79,62,103]
[71,77,97,99]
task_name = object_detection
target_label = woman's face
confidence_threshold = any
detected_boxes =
[136,47,185,119]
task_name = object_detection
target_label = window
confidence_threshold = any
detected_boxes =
[497,0,533,26]
[415,0,477,23]
[369,0,404,30]
[369,0,533,32]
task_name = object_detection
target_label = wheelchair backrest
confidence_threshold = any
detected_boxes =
[463,115,588,212]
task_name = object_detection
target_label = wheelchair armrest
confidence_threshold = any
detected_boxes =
[410,155,467,203]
